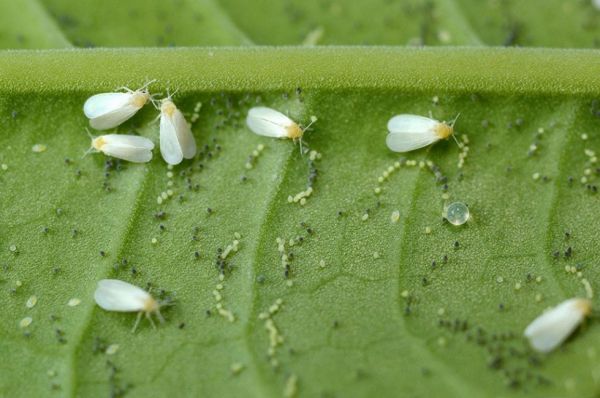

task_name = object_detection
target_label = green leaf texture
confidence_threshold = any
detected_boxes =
[1,1,600,398]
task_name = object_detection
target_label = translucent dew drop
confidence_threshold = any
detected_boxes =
[446,202,469,226]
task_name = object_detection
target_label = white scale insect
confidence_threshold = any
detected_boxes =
[386,113,460,153]
[246,107,317,152]
[94,279,166,333]
[83,80,155,130]
[85,128,154,163]
[153,91,197,165]
[524,298,592,353]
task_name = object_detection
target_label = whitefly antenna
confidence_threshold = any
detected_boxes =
[299,116,318,154]
[82,128,97,158]
[450,113,461,148]
[450,113,460,128]
[166,87,179,100]
[139,78,157,92]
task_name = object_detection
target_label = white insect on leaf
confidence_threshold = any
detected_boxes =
[246,107,317,153]
[94,279,168,333]
[386,113,460,153]
[84,128,154,163]
[83,79,156,130]
[152,90,197,165]
[524,298,592,353]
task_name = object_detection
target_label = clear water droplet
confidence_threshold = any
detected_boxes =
[446,202,469,226]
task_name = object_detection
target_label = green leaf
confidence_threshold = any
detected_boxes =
[3,0,600,397]
[0,0,71,49]
[1,47,600,398]
[38,0,251,47]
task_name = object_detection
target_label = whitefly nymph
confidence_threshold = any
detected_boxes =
[84,128,154,163]
[153,91,197,165]
[524,298,592,353]
[246,107,317,152]
[94,279,166,333]
[83,80,156,130]
[386,113,460,153]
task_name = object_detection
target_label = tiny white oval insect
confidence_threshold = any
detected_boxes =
[85,129,154,163]
[83,80,155,130]
[524,298,592,353]
[246,107,316,151]
[94,279,165,333]
[386,113,459,153]
[155,93,197,165]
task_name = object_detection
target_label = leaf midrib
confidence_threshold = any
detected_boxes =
[1,48,600,97]
[64,163,153,396]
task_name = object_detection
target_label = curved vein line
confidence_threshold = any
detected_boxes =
[64,164,153,397]
[543,100,581,298]
[29,0,73,48]
[203,0,255,46]
[437,0,485,46]
[242,144,295,398]
[395,164,486,397]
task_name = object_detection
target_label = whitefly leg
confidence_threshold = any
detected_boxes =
[132,311,143,333]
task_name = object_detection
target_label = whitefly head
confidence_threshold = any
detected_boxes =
[151,88,179,116]
[121,79,155,108]
[82,128,102,157]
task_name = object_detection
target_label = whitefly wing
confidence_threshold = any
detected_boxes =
[172,109,197,159]
[524,298,588,353]
[246,107,294,138]
[84,93,132,119]
[90,104,142,130]
[386,114,440,152]
[94,279,150,312]
[387,114,438,133]
[101,144,152,163]
[160,113,184,165]
[102,134,154,150]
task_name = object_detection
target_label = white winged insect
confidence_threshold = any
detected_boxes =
[83,80,156,130]
[84,128,154,163]
[153,91,197,165]
[524,298,592,353]
[386,113,460,153]
[94,279,166,333]
[246,107,317,153]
